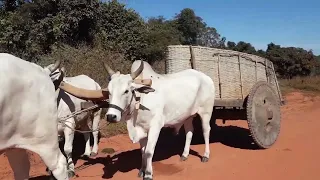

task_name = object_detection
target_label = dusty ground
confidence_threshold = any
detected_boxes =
[1,91,320,180]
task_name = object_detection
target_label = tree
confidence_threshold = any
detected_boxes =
[96,0,147,60]
[266,43,318,78]
[197,26,221,48]
[255,49,266,58]
[143,16,181,62]
[227,41,236,50]
[174,8,205,45]
[218,37,226,49]
[0,0,148,61]
[234,41,256,54]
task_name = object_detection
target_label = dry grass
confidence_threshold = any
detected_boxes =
[38,44,133,88]
[279,76,320,95]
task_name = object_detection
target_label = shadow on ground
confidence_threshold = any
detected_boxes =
[30,132,102,180]
[81,108,259,179]
[31,108,260,179]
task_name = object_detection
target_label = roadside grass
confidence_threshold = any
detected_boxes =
[279,76,320,96]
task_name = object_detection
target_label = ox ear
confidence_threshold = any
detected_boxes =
[130,82,155,94]
[108,71,121,81]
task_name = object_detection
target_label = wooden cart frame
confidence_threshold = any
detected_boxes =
[165,45,284,149]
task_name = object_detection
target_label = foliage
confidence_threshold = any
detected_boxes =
[226,40,257,54]
[38,44,132,88]
[266,43,318,78]
[96,0,147,61]
[197,27,221,48]
[142,16,181,62]
[173,8,205,45]
[172,8,225,49]
[0,0,101,61]
[0,0,147,61]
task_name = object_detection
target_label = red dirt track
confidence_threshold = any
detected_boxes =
[1,91,320,180]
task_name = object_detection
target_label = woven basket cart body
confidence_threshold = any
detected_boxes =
[165,45,284,149]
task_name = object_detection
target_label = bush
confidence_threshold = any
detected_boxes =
[96,0,148,61]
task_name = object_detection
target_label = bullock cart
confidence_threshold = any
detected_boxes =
[165,45,285,149]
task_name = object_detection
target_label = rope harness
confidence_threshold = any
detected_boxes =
[58,101,110,133]
[56,70,151,134]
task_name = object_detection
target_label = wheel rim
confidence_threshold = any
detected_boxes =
[247,81,281,148]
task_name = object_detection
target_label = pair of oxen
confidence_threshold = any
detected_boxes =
[0,53,216,180]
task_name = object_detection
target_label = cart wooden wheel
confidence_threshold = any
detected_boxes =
[246,81,281,149]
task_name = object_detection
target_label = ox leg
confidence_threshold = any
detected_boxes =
[143,125,162,180]
[25,142,68,180]
[181,117,194,161]
[138,137,148,178]
[82,131,92,158]
[6,148,30,180]
[91,110,101,157]
[63,121,76,178]
[198,111,212,163]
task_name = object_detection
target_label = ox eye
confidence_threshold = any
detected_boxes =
[124,90,129,94]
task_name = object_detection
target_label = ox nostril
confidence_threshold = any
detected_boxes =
[106,114,117,123]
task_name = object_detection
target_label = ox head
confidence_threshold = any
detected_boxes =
[104,60,154,123]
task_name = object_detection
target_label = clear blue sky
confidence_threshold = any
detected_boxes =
[117,0,320,55]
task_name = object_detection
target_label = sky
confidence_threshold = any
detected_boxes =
[115,0,320,55]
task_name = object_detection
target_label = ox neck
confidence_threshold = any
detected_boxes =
[122,90,141,121]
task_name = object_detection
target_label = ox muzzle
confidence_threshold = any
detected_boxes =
[105,103,125,123]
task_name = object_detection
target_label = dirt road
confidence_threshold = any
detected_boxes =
[1,91,320,180]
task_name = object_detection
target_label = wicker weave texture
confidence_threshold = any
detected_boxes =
[165,45,282,101]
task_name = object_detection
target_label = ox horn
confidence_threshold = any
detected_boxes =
[59,81,109,101]
[131,60,144,79]
[48,59,61,73]
[103,62,115,76]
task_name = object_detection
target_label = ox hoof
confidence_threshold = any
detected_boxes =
[201,156,209,163]
[68,170,75,178]
[180,156,188,161]
[143,177,152,180]
[90,152,98,157]
[138,169,145,178]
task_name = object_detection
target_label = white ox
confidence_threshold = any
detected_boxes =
[0,53,69,180]
[54,72,103,177]
[103,60,215,180]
